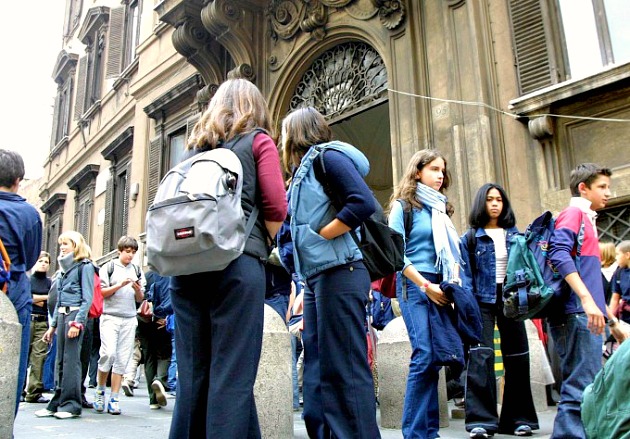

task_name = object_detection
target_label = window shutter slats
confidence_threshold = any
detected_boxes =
[508,0,555,95]
[106,7,125,79]
[147,137,162,207]
[50,93,61,149]
[74,56,88,120]
[122,165,130,237]
[103,177,113,252]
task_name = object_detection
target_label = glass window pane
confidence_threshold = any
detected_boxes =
[169,132,186,169]
[604,0,630,65]
[558,0,602,79]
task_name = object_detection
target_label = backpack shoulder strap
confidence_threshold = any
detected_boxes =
[223,129,264,242]
[396,199,413,241]
[0,237,11,267]
[133,263,141,280]
[107,260,115,279]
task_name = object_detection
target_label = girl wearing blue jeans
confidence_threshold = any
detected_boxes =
[388,149,461,439]
[459,183,538,438]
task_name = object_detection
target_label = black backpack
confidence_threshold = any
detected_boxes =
[313,150,404,281]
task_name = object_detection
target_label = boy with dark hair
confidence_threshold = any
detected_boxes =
[0,149,42,418]
[93,236,145,415]
[548,163,626,438]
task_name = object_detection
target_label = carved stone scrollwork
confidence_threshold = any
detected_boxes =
[267,0,405,42]
[172,20,213,60]
[197,84,219,109]
[375,0,405,29]
[299,3,327,41]
[201,0,241,38]
[227,64,255,81]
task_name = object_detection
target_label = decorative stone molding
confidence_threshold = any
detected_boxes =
[227,63,255,81]
[375,0,405,30]
[528,115,553,140]
[267,0,405,42]
[197,84,219,109]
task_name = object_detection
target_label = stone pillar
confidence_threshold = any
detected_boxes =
[254,305,293,439]
[0,292,20,438]
[525,320,552,412]
[377,317,450,428]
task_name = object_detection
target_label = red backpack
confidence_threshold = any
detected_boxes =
[77,261,103,319]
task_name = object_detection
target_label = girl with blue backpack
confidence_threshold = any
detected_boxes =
[459,183,539,438]
[282,106,381,438]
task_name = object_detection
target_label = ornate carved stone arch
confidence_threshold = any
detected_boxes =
[287,41,388,121]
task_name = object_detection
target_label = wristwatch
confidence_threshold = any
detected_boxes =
[608,317,619,327]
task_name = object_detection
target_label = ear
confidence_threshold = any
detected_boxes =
[577,181,588,195]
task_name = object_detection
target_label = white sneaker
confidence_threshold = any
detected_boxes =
[121,381,134,397]
[54,411,79,419]
[151,380,167,407]
[149,404,161,410]
[34,409,54,417]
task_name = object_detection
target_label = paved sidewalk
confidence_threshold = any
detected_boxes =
[15,379,557,438]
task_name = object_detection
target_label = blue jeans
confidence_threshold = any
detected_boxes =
[291,334,300,409]
[169,254,265,439]
[16,304,32,415]
[43,334,57,390]
[167,332,177,391]
[397,272,441,439]
[303,261,380,439]
[548,313,602,439]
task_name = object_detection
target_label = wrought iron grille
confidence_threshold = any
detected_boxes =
[289,42,388,119]
[597,204,630,244]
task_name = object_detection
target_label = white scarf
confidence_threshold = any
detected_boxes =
[415,182,461,281]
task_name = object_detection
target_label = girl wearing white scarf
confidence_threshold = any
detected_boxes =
[387,149,461,439]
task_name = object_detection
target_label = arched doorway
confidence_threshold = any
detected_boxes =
[288,42,392,206]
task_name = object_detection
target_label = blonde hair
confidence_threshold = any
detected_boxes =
[599,242,616,268]
[187,79,272,151]
[388,149,452,215]
[58,231,91,261]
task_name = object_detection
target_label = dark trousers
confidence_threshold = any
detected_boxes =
[303,262,380,439]
[169,254,265,439]
[138,318,172,404]
[15,304,32,414]
[88,317,100,387]
[465,285,539,434]
[80,318,94,397]
[47,310,84,415]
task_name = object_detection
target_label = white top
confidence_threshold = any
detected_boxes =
[485,228,508,284]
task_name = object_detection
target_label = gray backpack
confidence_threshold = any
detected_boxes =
[146,134,258,276]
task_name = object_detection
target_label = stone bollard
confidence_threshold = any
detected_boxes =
[377,317,449,429]
[254,305,293,439]
[0,292,21,438]
[525,320,553,412]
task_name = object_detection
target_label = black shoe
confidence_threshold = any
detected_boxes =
[81,397,93,409]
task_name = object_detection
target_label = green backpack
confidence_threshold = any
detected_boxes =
[582,338,630,438]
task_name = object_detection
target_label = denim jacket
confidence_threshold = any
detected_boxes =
[51,259,94,326]
[288,141,369,280]
[460,226,519,304]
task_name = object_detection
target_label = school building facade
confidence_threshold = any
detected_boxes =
[38,0,630,269]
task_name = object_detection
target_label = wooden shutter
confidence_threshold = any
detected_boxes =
[122,164,130,237]
[106,6,125,78]
[74,56,88,120]
[147,137,162,207]
[185,114,200,142]
[508,0,556,95]
[47,217,61,273]
[103,177,114,252]
[50,92,61,148]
